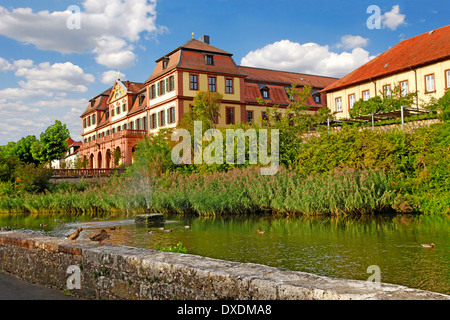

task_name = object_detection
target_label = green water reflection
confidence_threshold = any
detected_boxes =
[1,213,449,295]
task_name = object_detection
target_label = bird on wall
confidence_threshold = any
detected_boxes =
[66,227,83,242]
[90,229,110,245]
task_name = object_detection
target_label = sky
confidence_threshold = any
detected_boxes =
[0,0,448,145]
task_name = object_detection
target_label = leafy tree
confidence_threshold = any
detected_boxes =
[189,91,223,129]
[256,84,333,167]
[13,135,40,164]
[31,120,70,163]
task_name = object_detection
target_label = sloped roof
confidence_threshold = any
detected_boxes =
[323,25,450,92]
[146,39,242,83]
[243,82,325,108]
[239,66,338,88]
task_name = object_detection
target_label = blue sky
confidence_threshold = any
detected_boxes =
[0,0,448,145]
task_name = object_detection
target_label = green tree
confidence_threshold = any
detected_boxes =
[31,120,70,163]
[190,91,223,129]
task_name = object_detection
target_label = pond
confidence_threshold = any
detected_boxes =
[0,212,449,295]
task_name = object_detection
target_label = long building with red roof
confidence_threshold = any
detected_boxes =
[79,35,337,169]
[322,25,450,118]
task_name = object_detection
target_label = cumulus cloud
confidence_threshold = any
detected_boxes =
[240,40,375,78]
[337,35,369,50]
[382,5,406,30]
[0,60,95,100]
[101,70,126,84]
[0,0,163,69]
[0,97,87,144]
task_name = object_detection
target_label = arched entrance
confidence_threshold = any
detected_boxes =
[113,147,122,167]
[105,149,111,169]
[89,154,94,169]
[97,152,102,169]
[131,145,138,164]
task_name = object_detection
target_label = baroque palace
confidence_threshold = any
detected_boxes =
[79,35,337,169]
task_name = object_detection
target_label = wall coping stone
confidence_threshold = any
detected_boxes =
[0,231,449,300]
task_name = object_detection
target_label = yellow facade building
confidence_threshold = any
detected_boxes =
[322,25,450,119]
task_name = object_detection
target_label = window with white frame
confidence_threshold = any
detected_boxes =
[425,74,435,93]
[362,90,370,101]
[335,97,342,112]
[400,81,409,97]
[383,84,392,99]
[348,94,356,109]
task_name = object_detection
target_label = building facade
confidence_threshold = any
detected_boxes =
[79,36,337,168]
[322,25,450,119]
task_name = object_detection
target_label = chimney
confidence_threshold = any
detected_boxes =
[199,35,210,44]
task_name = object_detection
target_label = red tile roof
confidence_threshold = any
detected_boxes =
[239,66,338,88]
[323,25,450,92]
[178,51,246,76]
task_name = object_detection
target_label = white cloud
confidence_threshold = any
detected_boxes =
[101,70,126,84]
[382,5,406,30]
[0,57,13,72]
[240,40,375,78]
[0,0,163,69]
[0,98,86,144]
[337,35,369,50]
[0,60,95,100]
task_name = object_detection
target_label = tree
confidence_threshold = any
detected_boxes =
[190,91,223,129]
[256,84,332,168]
[13,135,40,164]
[31,120,70,163]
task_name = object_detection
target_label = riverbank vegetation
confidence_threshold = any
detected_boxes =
[0,90,449,216]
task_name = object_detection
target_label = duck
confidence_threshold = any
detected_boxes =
[39,223,49,228]
[184,225,191,229]
[147,231,156,235]
[90,229,110,245]
[157,227,166,231]
[257,229,265,235]
[109,226,116,230]
[421,243,435,248]
[163,228,173,233]
[66,227,83,242]
[1,226,11,231]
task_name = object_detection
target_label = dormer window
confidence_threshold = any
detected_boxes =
[314,94,321,104]
[162,57,169,69]
[261,88,269,99]
[205,54,214,66]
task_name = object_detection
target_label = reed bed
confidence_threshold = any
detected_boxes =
[151,166,396,216]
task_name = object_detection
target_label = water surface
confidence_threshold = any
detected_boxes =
[1,213,448,295]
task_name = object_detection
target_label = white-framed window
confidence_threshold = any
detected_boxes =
[362,90,370,101]
[400,81,409,97]
[335,97,342,112]
[348,94,356,109]
[425,74,435,93]
[383,84,392,99]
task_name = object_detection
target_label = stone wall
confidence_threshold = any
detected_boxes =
[0,231,448,300]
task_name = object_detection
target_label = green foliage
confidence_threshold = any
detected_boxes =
[437,89,450,121]
[349,85,417,118]
[155,242,187,253]
[13,164,53,194]
[31,120,70,163]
